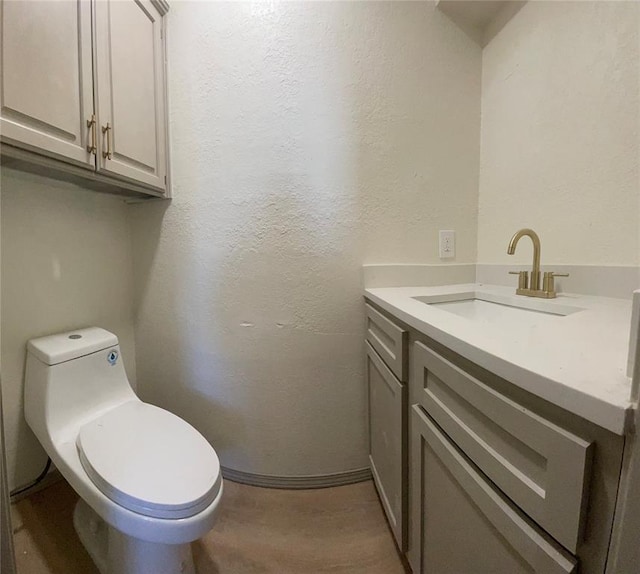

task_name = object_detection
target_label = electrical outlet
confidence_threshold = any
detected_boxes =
[439,230,455,259]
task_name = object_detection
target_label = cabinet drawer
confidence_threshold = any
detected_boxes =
[413,341,593,553]
[365,304,407,381]
[366,342,406,550]
[412,405,577,574]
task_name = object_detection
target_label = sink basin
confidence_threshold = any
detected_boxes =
[412,291,583,324]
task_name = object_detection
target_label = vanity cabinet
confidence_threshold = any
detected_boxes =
[0,0,169,198]
[364,300,626,574]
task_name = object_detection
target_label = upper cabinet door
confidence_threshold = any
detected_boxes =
[0,0,95,167]
[94,0,167,191]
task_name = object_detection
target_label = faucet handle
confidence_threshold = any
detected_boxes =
[509,270,529,290]
[543,271,569,295]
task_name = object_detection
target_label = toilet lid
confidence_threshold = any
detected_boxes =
[77,401,221,519]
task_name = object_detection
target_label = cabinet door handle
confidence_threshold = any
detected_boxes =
[102,123,112,160]
[86,115,97,154]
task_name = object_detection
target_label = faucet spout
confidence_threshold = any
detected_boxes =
[507,228,541,291]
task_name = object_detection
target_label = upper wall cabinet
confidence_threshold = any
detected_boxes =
[0,0,95,167]
[0,0,170,199]
[94,0,167,190]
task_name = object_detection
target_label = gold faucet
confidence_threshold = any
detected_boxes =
[507,228,568,298]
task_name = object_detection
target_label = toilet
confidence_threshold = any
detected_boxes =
[24,327,223,574]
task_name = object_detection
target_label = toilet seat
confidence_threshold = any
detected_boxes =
[77,401,221,519]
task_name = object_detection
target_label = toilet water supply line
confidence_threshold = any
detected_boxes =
[9,456,52,499]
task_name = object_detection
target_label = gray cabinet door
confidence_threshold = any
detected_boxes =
[413,341,593,553]
[94,0,167,191]
[366,342,406,550]
[0,0,95,167]
[412,405,576,574]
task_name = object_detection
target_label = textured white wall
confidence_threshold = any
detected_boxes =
[1,169,136,490]
[2,0,635,490]
[130,1,481,477]
[477,1,640,266]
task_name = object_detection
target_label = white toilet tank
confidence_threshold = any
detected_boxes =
[25,327,137,446]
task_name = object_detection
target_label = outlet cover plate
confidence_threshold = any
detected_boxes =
[439,230,455,259]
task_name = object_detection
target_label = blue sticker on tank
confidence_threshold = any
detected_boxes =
[107,350,118,366]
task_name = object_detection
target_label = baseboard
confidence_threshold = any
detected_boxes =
[221,466,372,489]
[11,465,371,501]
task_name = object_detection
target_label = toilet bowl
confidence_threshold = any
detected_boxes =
[24,327,223,574]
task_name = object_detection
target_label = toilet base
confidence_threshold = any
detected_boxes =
[73,499,196,574]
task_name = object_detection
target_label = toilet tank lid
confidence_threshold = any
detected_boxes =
[27,327,119,366]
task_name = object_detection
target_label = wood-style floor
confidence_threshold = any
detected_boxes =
[11,478,407,574]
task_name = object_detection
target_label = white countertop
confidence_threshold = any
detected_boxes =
[365,283,635,435]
